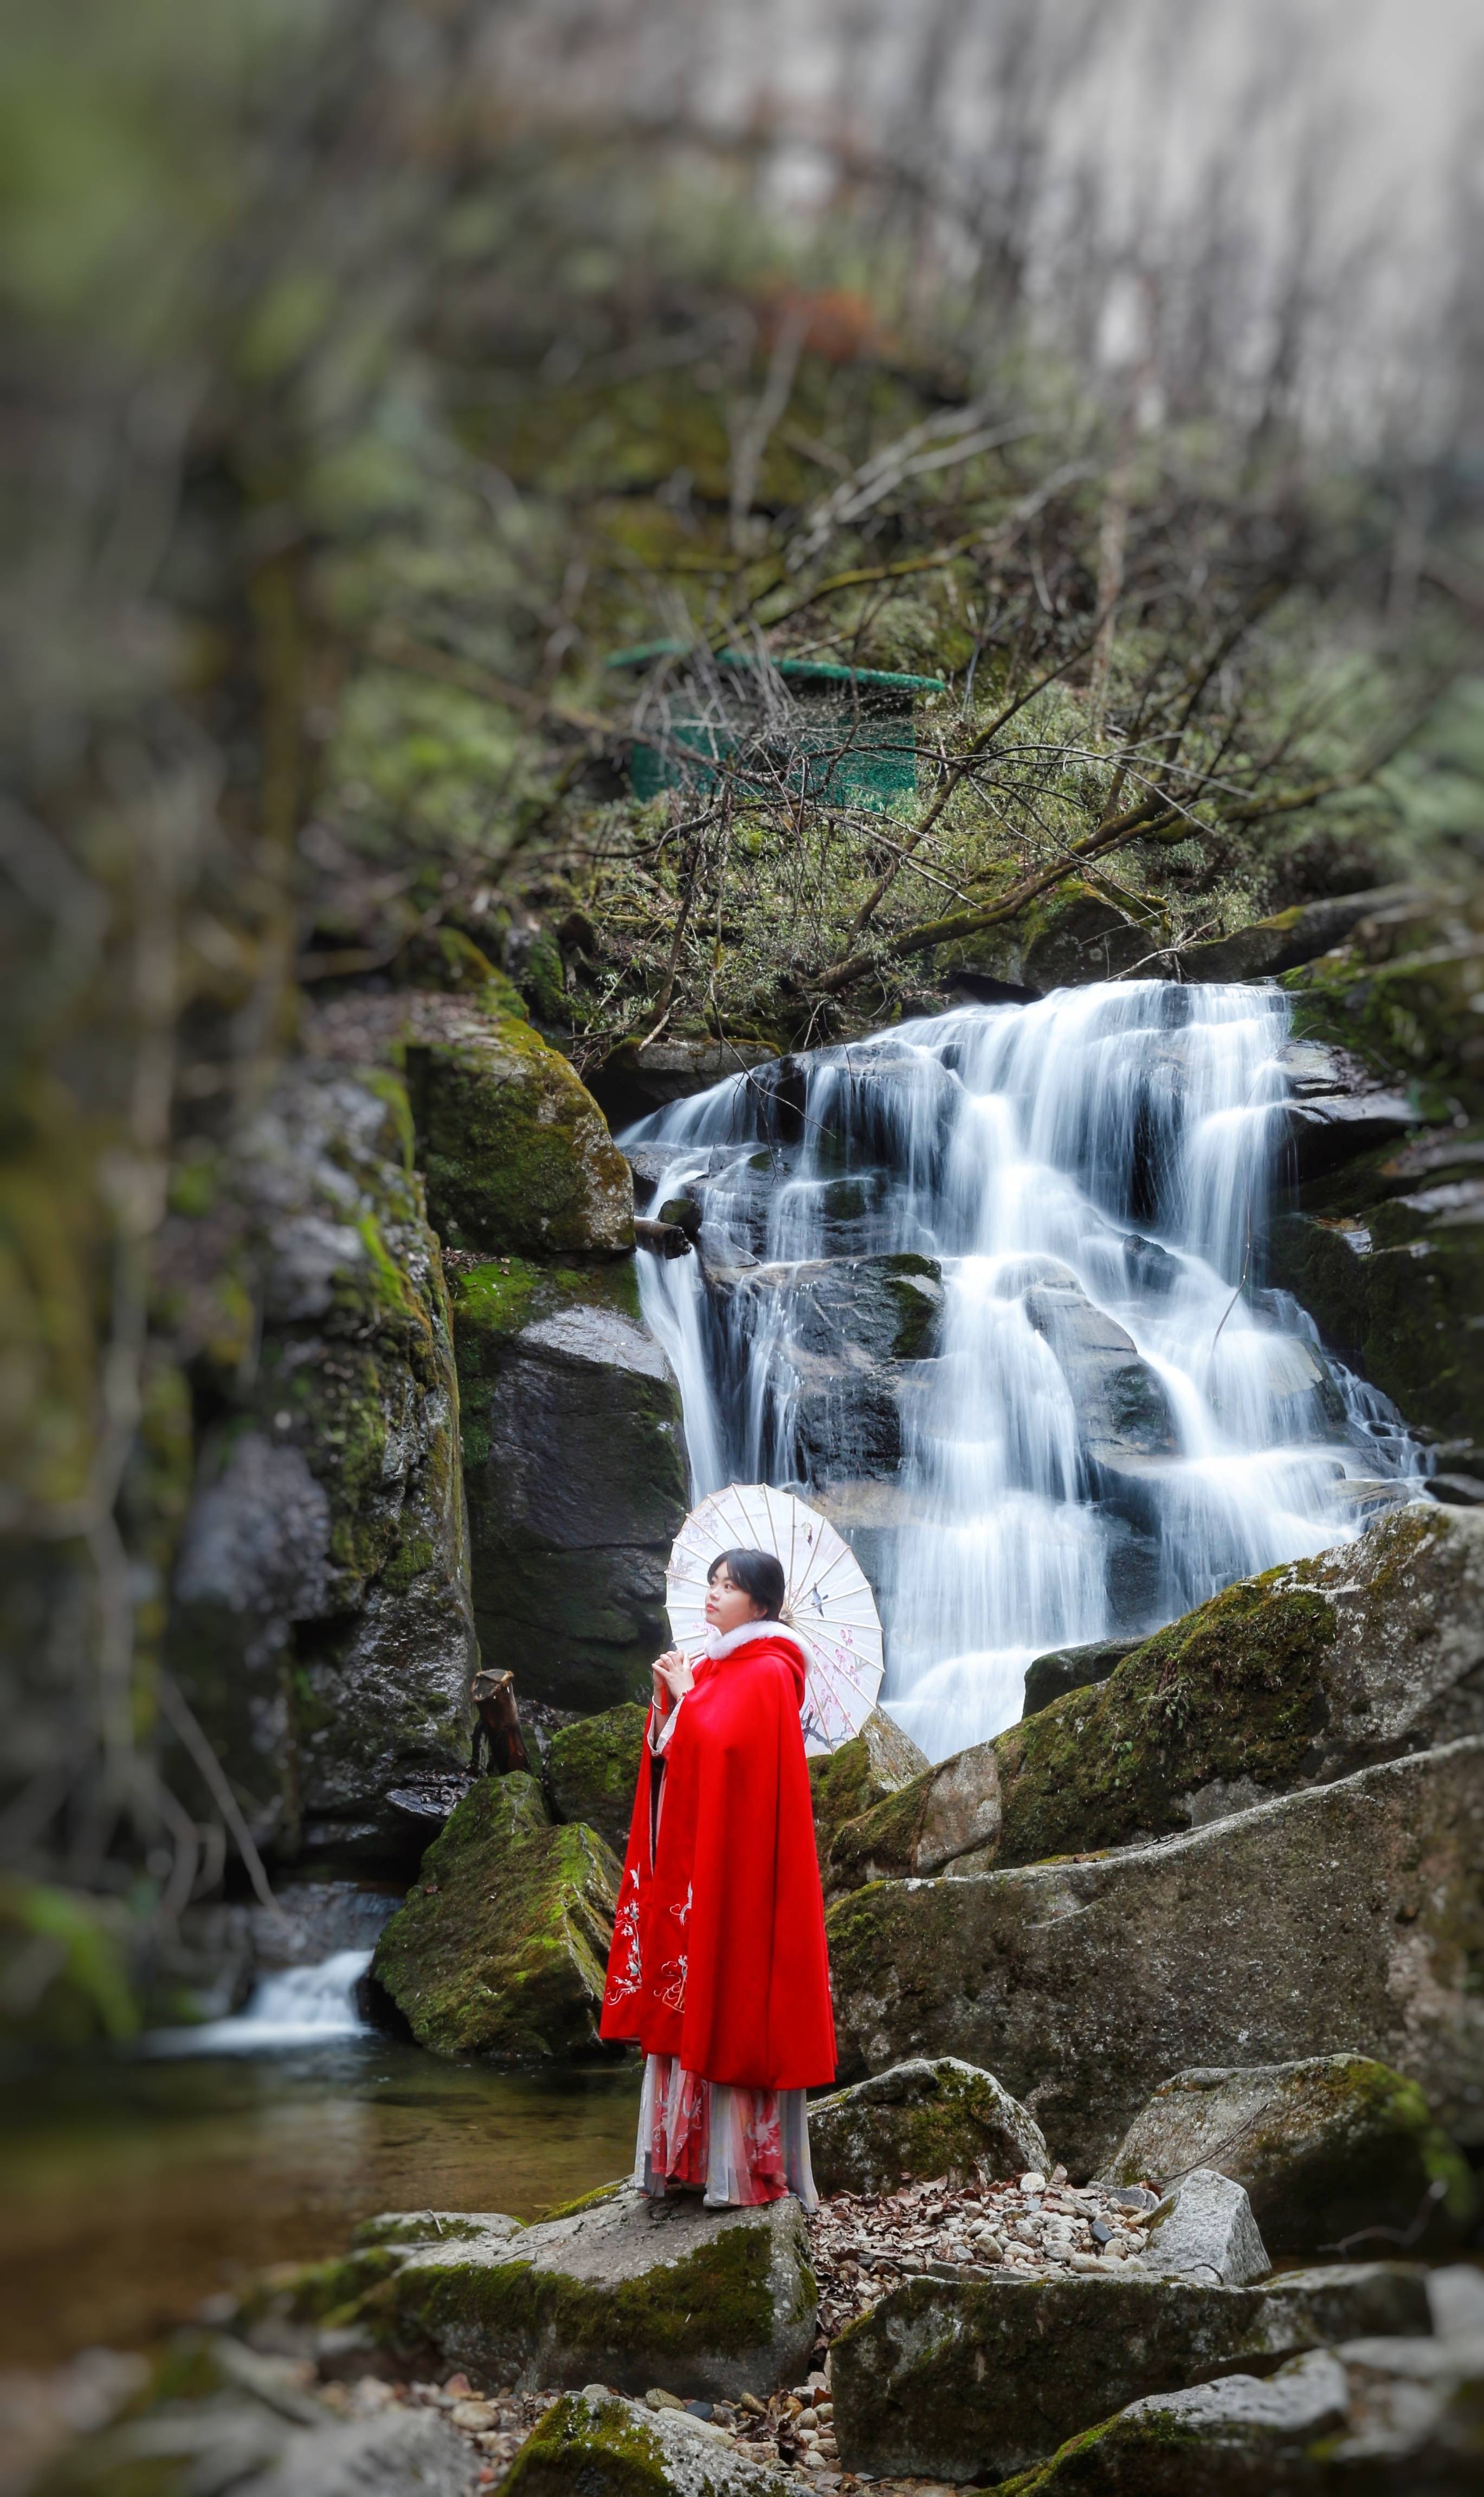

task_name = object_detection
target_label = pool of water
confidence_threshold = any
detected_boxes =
[0,2037,641,2367]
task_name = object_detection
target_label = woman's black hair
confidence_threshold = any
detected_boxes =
[707,1546,786,1621]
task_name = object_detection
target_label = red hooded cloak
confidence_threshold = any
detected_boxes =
[599,1630,837,2090]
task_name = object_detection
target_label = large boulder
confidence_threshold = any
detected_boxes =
[165,1066,476,1863]
[590,1034,781,1128]
[273,2193,818,2402]
[809,2058,1049,2196]
[826,1737,1484,2172]
[825,1505,1484,1897]
[454,1264,687,1712]
[544,1704,649,1855]
[1002,2332,1484,2493]
[404,1004,633,1257]
[728,1253,944,1366]
[824,1742,1002,1893]
[828,2261,1431,2483]
[1102,2055,1479,2256]
[502,2387,809,2497]
[807,1709,929,1876]
[370,1773,620,2060]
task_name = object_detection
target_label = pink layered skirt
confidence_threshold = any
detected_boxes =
[635,2053,818,2210]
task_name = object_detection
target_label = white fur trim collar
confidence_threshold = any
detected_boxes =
[702,1618,810,1663]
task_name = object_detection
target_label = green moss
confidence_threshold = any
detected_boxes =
[378,1531,437,1593]
[0,1878,140,2046]
[825,1774,934,1889]
[283,2244,404,2323]
[371,1774,622,2061]
[992,1572,1337,1864]
[544,1704,648,1854]
[502,2392,670,2497]
[405,1014,632,1260]
[809,1735,881,1864]
[393,2220,781,2368]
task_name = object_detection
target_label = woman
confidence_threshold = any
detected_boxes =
[600,1546,837,2209]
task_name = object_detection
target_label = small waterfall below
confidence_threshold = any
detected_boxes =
[145,1950,373,2055]
[626,983,1423,1759]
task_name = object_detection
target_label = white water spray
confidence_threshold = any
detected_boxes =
[145,1950,372,2055]
[627,984,1421,1759]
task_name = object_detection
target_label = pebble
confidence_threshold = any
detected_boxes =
[450,2401,500,2431]
[808,2166,1162,2339]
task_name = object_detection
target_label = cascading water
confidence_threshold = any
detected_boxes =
[145,1950,373,2055]
[626,983,1423,1759]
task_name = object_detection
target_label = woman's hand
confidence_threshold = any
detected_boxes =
[651,1649,694,1715]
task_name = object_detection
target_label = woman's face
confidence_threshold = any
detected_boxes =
[705,1566,768,1636]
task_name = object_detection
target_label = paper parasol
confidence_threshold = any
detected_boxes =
[665,1482,884,1754]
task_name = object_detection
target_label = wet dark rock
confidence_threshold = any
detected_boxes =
[588,1036,781,1129]
[1269,899,1484,1455]
[809,2059,1049,2197]
[455,1269,687,1712]
[165,1067,476,1865]
[1022,1635,1146,1717]
[1102,2055,1479,2256]
[1022,1272,1179,1462]
[828,2261,1432,2483]
[731,1253,944,1366]
[827,1737,1484,2171]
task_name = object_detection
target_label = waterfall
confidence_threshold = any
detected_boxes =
[626,984,1423,1760]
[145,1950,373,2054]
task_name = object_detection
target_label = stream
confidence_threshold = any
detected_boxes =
[1,1957,639,2367]
[632,982,1423,1757]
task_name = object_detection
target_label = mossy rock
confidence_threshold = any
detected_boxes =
[370,1774,622,2060]
[808,1708,928,1877]
[825,1741,1001,1894]
[1268,1157,1484,1450]
[545,1704,648,1854]
[164,1064,477,1861]
[829,2262,1431,2484]
[992,1572,1336,1864]
[505,2388,812,2497]
[405,1011,633,1257]
[1283,910,1484,1120]
[278,2194,818,2401]
[990,1504,1484,1868]
[1102,2054,1479,2256]
[940,879,1151,995]
[825,1738,1484,2173]
[809,2057,1048,2196]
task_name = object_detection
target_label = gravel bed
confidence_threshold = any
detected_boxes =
[807,2164,1157,2338]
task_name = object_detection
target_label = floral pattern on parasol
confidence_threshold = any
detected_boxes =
[666,1482,884,1754]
